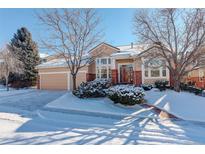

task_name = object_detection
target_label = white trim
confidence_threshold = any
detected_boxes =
[39,71,69,75]
[95,57,112,79]
[111,57,116,69]
[117,62,134,83]
[141,57,145,84]
[142,58,169,81]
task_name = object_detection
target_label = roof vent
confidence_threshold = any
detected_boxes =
[131,42,133,49]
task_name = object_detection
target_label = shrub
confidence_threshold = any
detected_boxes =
[141,84,153,91]
[155,80,169,91]
[180,82,189,91]
[73,79,112,98]
[106,85,145,106]
[180,82,203,95]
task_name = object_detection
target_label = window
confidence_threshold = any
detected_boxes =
[144,61,149,77]
[96,57,112,79]
[96,59,100,65]
[108,66,112,78]
[162,64,166,77]
[144,59,167,78]
[145,69,148,77]
[199,70,204,78]
[101,66,107,78]
[101,58,107,65]
[151,69,160,77]
[96,67,100,78]
[108,58,111,64]
[162,69,166,77]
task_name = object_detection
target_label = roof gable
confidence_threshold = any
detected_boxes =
[89,42,119,53]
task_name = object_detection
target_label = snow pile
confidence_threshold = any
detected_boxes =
[106,85,145,105]
[73,79,112,98]
[145,89,205,122]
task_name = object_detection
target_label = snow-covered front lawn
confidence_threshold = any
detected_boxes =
[145,89,205,122]
[45,92,156,119]
[1,88,205,144]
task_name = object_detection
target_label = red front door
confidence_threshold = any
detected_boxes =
[120,64,133,83]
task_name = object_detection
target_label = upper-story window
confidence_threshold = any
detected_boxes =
[144,59,167,78]
[96,57,112,79]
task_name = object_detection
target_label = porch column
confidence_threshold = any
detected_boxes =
[111,58,118,84]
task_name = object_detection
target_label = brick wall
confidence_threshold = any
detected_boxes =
[86,73,96,82]
[111,69,118,84]
[134,71,142,86]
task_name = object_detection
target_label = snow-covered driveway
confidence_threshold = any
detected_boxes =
[0,89,66,111]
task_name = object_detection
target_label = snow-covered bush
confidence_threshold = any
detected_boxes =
[73,79,112,98]
[155,80,168,91]
[141,84,153,91]
[180,82,203,95]
[106,85,145,105]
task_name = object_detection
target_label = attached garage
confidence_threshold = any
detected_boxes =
[39,72,70,90]
[36,58,88,90]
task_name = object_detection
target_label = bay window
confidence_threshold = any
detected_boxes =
[96,57,112,79]
[144,59,167,78]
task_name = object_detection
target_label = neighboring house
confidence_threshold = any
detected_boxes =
[185,69,205,89]
[36,42,170,90]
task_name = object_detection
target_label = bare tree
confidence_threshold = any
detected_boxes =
[134,9,205,92]
[0,45,23,91]
[37,9,102,90]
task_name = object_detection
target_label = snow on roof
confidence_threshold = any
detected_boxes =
[40,53,49,59]
[37,56,89,69]
[37,58,67,68]
[111,51,139,58]
[37,43,152,68]
[112,44,151,58]
[117,44,150,52]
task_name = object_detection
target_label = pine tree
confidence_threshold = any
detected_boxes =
[10,27,40,87]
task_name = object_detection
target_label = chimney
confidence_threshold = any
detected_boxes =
[131,42,133,49]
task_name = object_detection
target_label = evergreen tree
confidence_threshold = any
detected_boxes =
[10,27,40,87]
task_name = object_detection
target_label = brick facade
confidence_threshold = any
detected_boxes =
[111,69,118,84]
[186,77,205,89]
[86,73,96,82]
[133,71,142,86]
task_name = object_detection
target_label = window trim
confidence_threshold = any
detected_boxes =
[96,57,112,79]
[143,58,168,79]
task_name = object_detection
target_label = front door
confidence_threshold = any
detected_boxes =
[119,64,133,83]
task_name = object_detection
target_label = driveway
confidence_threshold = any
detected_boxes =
[0,89,66,111]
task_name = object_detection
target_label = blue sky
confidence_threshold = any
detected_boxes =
[0,8,136,50]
